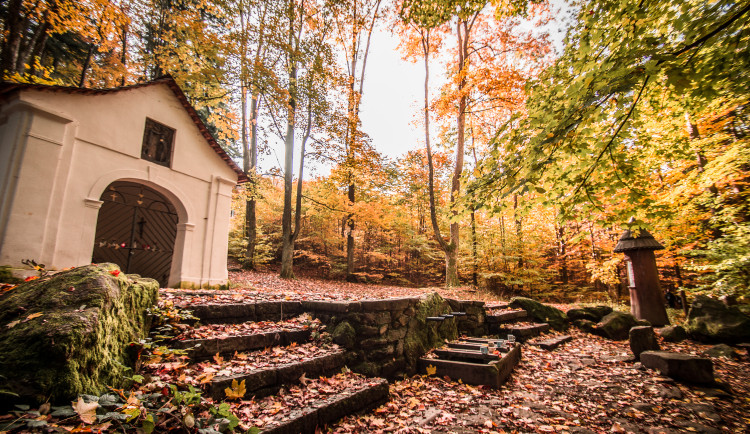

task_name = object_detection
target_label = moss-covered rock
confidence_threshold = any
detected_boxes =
[658,325,688,342]
[572,319,597,333]
[703,344,739,359]
[594,311,638,340]
[509,297,569,331]
[686,295,750,344]
[0,264,158,407]
[566,308,598,322]
[332,321,356,349]
[568,306,613,322]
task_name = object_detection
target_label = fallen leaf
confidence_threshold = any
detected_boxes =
[225,379,246,400]
[425,364,437,376]
[6,320,20,329]
[71,397,98,424]
[26,312,43,321]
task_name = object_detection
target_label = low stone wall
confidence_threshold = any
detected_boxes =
[187,292,488,380]
[309,293,487,379]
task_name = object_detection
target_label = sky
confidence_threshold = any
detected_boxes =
[357,27,439,161]
[261,1,571,177]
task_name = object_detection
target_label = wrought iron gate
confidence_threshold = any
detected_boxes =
[91,181,178,287]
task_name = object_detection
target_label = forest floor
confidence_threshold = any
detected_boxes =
[2,271,749,433]
[221,270,750,433]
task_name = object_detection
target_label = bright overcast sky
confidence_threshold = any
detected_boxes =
[358,27,435,162]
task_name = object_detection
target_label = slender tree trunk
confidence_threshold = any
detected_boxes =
[120,19,128,86]
[470,209,478,287]
[245,93,259,269]
[15,18,49,75]
[1,0,24,76]
[556,221,568,284]
[513,194,523,270]
[280,4,297,279]
[79,44,95,88]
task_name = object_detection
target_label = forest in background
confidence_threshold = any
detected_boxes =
[1,0,748,302]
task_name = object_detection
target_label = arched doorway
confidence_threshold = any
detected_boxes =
[91,181,178,286]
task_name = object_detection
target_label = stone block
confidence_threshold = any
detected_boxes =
[629,326,660,360]
[360,297,414,311]
[640,351,714,385]
[360,337,388,349]
[387,328,407,342]
[357,325,381,337]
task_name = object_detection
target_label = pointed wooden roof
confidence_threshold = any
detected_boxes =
[0,76,248,182]
[613,229,664,252]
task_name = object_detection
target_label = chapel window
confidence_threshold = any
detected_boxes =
[141,118,175,167]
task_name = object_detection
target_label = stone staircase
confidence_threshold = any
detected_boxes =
[149,305,391,433]
[486,303,551,342]
[149,292,563,431]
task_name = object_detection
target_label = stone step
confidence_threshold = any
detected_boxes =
[494,323,550,342]
[485,309,528,324]
[260,378,389,434]
[485,302,509,310]
[418,343,521,388]
[171,329,312,360]
[189,302,305,324]
[207,350,347,400]
[531,335,572,351]
[433,348,507,363]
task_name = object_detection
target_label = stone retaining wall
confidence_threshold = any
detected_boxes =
[188,292,488,380]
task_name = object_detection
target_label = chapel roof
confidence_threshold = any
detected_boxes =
[0,76,248,182]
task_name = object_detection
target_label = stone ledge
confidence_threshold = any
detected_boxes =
[208,350,346,400]
[640,351,715,385]
[261,379,389,434]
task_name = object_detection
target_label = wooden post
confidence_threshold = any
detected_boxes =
[614,228,670,327]
[679,290,688,316]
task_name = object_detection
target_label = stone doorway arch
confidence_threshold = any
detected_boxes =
[91,180,178,286]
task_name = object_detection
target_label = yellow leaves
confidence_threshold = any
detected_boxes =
[224,379,246,400]
[6,320,20,329]
[71,397,98,424]
[26,312,43,321]
[197,372,215,384]
[213,353,225,365]
[425,364,437,376]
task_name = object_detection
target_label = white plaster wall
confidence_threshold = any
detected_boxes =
[0,84,238,287]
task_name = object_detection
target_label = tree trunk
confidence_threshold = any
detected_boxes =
[79,44,95,88]
[513,194,523,270]
[280,6,297,280]
[1,0,24,76]
[245,93,259,269]
[470,209,478,287]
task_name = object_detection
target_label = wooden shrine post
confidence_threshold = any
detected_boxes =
[614,229,670,327]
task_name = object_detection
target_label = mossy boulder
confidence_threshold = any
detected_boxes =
[567,305,613,322]
[0,264,158,407]
[685,295,750,344]
[658,325,688,342]
[509,297,569,331]
[572,319,597,333]
[703,344,739,359]
[594,311,638,340]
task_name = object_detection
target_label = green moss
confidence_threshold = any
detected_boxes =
[0,264,158,406]
[0,266,22,284]
[332,321,356,348]
[510,297,569,331]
